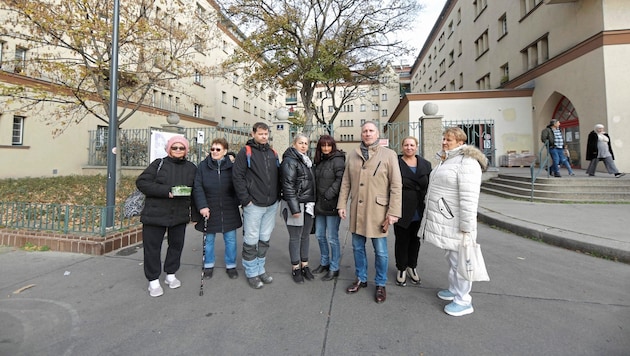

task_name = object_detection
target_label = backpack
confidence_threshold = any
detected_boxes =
[245,145,280,168]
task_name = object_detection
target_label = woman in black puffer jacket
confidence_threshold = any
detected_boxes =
[136,135,197,297]
[312,135,345,281]
[280,134,316,284]
[192,138,242,281]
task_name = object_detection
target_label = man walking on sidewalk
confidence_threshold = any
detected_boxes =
[541,119,575,177]
[233,122,281,289]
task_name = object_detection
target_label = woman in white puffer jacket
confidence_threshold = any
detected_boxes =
[419,127,488,316]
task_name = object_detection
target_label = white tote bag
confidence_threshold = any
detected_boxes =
[457,233,490,282]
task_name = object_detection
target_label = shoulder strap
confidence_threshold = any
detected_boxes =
[246,146,279,168]
[157,158,164,172]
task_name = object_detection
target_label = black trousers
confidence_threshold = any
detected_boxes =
[143,223,186,281]
[393,220,421,271]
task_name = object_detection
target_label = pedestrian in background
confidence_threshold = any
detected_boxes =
[232,122,281,289]
[137,136,197,297]
[394,136,431,287]
[193,138,242,281]
[280,134,316,284]
[313,135,345,281]
[419,127,488,316]
[585,124,625,178]
[541,119,575,177]
[337,121,402,304]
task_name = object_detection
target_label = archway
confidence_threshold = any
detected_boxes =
[552,96,581,168]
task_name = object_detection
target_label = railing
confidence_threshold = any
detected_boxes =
[89,126,253,166]
[530,141,551,201]
[0,202,141,237]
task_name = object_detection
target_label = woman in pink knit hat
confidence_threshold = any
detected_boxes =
[136,135,197,297]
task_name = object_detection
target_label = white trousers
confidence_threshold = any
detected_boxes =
[446,250,472,305]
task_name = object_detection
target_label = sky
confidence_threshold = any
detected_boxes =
[396,0,448,66]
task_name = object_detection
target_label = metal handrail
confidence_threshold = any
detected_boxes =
[530,141,551,201]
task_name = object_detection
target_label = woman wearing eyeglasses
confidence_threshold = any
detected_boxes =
[136,135,197,297]
[192,138,243,281]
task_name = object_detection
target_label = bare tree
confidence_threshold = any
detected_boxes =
[0,0,220,136]
[221,0,422,130]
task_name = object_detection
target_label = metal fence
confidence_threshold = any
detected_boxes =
[89,126,254,167]
[0,202,141,236]
[444,119,496,167]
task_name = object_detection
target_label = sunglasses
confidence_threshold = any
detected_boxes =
[170,146,186,151]
[210,148,223,152]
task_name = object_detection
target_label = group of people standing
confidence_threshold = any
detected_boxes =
[135,121,489,317]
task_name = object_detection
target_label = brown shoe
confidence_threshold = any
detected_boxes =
[375,286,386,303]
[346,280,367,294]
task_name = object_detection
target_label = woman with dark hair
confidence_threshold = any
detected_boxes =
[193,138,242,280]
[312,135,345,281]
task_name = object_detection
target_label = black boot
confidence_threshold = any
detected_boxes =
[312,264,329,274]
[321,270,339,281]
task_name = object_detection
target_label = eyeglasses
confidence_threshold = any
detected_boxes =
[210,148,223,152]
[170,146,186,151]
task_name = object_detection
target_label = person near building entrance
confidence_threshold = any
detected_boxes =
[337,121,402,304]
[419,127,488,317]
[394,136,431,287]
[233,122,281,289]
[541,119,575,177]
[137,135,197,297]
[585,124,625,178]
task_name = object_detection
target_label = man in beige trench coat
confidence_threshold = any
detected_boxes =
[337,121,402,303]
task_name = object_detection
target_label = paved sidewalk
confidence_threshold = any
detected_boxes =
[478,167,630,263]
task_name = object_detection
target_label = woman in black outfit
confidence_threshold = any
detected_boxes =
[312,135,345,281]
[137,135,197,297]
[394,136,431,286]
[280,134,316,284]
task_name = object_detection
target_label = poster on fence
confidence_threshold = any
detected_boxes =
[150,131,184,163]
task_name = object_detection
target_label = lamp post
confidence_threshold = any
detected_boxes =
[105,0,121,228]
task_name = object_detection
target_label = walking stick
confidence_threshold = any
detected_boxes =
[199,217,207,296]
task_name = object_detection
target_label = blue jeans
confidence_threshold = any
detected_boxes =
[315,215,341,272]
[352,233,388,287]
[549,147,574,175]
[204,229,237,269]
[241,201,278,278]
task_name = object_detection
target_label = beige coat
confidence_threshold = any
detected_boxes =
[337,144,402,238]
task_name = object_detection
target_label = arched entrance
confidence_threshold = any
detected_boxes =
[552,96,581,168]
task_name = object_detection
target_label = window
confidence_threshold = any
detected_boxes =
[449,80,456,91]
[96,125,107,148]
[254,106,258,116]
[448,21,454,37]
[459,72,464,89]
[371,89,379,96]
[232,74,239,85]
[439,60,446,76]
[381,93,388,101]
[438,32,445,49]
[340,119,354,127]
[342,104,353,112]
[372,104,379,111]
[221,91,227,103]
[457,8,461,24]
[381,109,388,117]
[244,101,251,113]
[0,41,4,68]
[521,0,543,17]
[475,30,489,58]
[500,63,510,84]
[15,47,27,73]
[232,96,239,108]
[328,106,334,113]
[498,14,508,39]
[458,40,462,56]
[194,35,203,53]
[521,34,548,70]
[476,73,491,90]
[473,0,488,18]
[12,116,25,145]
[449,50,454,66]
[232,120,238,127]
[360,104,366,112]
[194,104,202,118]
[194,70,202,85]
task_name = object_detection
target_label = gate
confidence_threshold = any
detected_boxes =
[444,119,496,167]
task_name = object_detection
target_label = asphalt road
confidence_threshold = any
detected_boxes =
[1,219,628,356]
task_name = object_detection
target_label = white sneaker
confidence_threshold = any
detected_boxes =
[148,284,164,297]
[164,275,181,289]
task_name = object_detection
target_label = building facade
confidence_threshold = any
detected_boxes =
[0,0,285,179]
[391,0,630,171]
